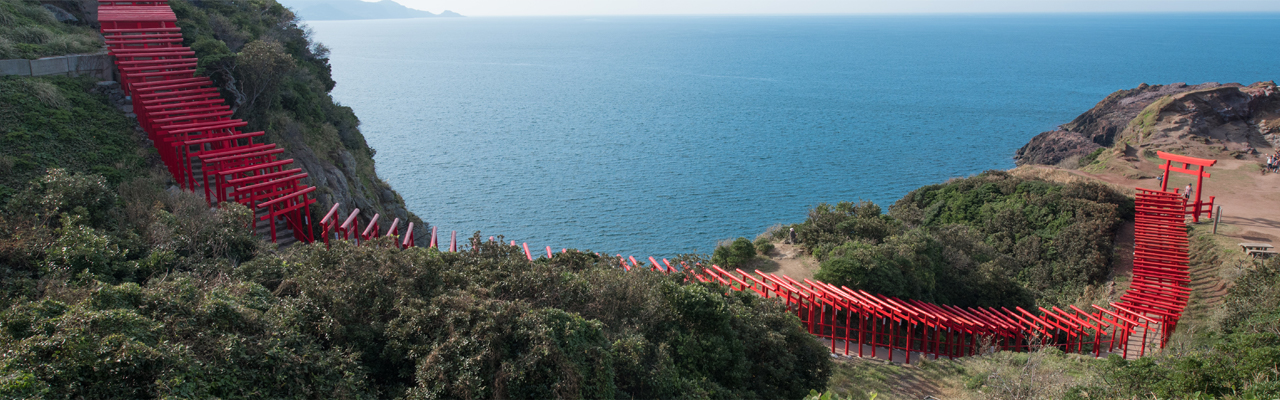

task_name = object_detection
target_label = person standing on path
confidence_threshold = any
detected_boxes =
[788,227,796,245]
[1184,184,1193,201]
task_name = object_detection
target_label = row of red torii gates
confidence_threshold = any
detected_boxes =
[101,0,1211,363]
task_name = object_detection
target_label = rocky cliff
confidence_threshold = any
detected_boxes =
[1016,81,1280,166]
[97,0,431,244]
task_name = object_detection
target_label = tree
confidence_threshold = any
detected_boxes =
[234,39,294,117]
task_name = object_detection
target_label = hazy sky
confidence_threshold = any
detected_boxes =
[390,0,1280,16]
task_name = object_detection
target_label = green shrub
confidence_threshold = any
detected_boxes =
[713,237,757,268]
[754,236,775,255]
[6,168,116,229]
[0,278,373,399]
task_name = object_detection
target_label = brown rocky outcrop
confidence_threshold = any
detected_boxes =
[1016,81,1280,166]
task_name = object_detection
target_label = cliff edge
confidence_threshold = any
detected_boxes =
[160,0,429,244]
[1016,81,1280,166]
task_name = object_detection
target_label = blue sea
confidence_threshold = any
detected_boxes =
[308,14,1280,257]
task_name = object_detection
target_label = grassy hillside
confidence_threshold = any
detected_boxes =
[0,76,147,203]
[0,0,103,59]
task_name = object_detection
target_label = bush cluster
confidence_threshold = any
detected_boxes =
[712,237,758,268]
[795,171,1132,308]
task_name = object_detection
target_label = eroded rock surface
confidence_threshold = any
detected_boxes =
[1016,81,1280,166]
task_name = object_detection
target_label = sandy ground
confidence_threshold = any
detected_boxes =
[753,241,820,281]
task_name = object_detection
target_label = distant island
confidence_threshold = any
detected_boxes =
[278,0,462,21]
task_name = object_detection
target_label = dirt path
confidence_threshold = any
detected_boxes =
[754,241,820,281]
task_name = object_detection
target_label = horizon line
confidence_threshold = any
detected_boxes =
[332,10,1280,19]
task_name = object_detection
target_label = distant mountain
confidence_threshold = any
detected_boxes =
[278,0,463,21]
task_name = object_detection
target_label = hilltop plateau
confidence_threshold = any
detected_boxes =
[1016,81,1279,167]
[1010,81,1280,245]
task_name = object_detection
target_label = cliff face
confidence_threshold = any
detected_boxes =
[1016,81,1280,166]
[118,0,430,244]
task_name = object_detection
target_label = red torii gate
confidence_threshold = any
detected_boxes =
[1156,151,1216,223]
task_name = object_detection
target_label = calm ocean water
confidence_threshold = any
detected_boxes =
[308,14,1280,257]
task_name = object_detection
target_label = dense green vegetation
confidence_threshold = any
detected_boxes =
[0,167,831,398]
[0,0,103,59]
[1,208,832,398]
[788,171,1133,308]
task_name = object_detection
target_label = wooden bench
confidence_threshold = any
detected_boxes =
[1247,250,1277,259]
[1240,243,1274,253]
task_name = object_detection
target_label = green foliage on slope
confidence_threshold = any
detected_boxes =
[0,0,103,59]
[1,166,830,399]
[0,76,147,204]
[794,170,1133,308]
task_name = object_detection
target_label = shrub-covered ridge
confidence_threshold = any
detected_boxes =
[785,170,1133,309]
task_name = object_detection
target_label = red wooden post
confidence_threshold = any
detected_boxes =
[361,213,380,241]
[1194,165,1205,222]
[339,208,360,242]
[401,222,414,249]
[319,203,340,248]
[385,218,400,238]
[1161,160,1171,191]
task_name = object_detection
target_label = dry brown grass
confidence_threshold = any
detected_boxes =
[24,80,68,109]
[955,345,1102,400]
[1008,165,1135,196]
